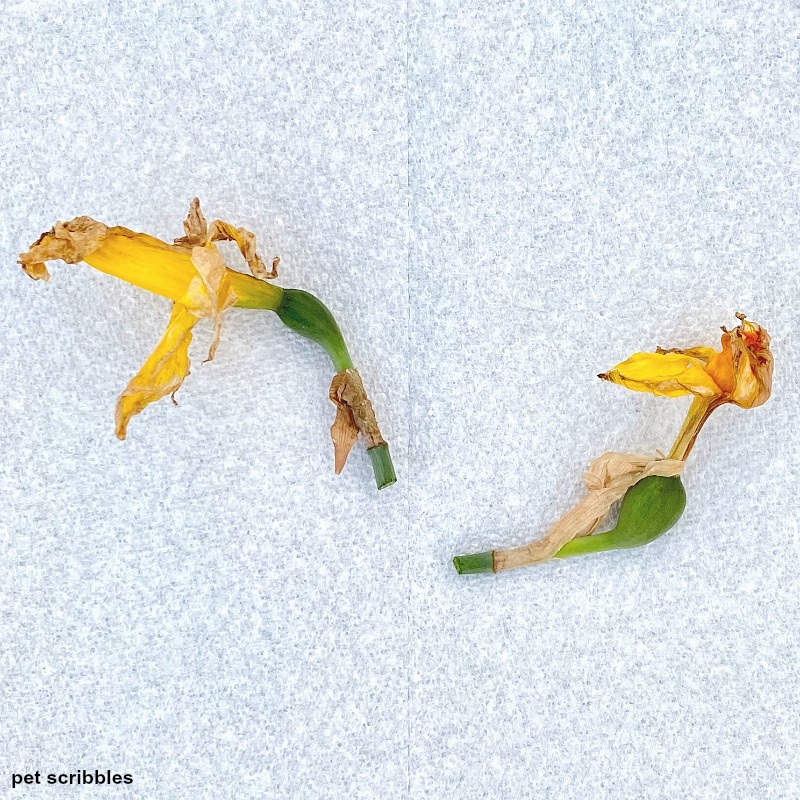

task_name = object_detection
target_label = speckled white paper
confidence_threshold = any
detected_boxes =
[2,1,799,798]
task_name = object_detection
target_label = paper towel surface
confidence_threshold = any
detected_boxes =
[2,0,799,798]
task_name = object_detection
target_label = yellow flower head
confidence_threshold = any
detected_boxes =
[19,199,281,439]
[599,313,773,410]
[599,314,774,462]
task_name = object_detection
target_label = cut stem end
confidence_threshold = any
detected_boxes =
[368,443,396,490]
[453,551,495,575]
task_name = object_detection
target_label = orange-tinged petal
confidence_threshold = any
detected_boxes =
[599,352,724,398]
[705,335,735,395]
[115,304,198,439]
[726,315,773,408]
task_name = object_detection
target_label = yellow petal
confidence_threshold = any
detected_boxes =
[115,242,239,438]
[115,304,198,439]
[655,345,719,364]
[84,227,200,302]
[21,203,285,311]
[19,215,200,301]
[599,352,723,398]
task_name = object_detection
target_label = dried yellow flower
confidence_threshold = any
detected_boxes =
[599,313,773,409]
[454,315,774,573]
[19,199,397,490]
[600,314,773,459]
[19,199,276,439]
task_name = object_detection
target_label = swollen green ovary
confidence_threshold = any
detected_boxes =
[555,476,687,558]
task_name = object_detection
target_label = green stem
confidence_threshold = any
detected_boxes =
[269,288,396,490]
[230,272,284,311]
[368,444,397,490]
[552,530,625,558]
[668,396,722,461]
[454,476,687,573]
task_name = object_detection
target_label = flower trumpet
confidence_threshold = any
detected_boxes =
[599,313,772,460]
[19,199,396,490]
[454,315,772,573]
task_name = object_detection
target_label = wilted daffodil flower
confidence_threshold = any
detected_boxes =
[19,199,396,490]
[599,313,773,460]
[454,315,772,574]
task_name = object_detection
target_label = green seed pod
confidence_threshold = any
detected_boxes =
[554,475,686,559]
[276,288,353,372]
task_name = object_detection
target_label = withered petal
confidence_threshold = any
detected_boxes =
[208,219,276,281]
[188,245,237,361]
[18,216,109,278]
[174,197,209,247]
[600,351,723,398]
[115,304,198,439]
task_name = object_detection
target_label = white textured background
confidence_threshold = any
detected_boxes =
[2,1,799,798]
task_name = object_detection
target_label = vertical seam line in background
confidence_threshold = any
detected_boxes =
[404,1,413,798]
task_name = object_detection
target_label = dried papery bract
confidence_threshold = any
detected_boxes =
[454,315,773,573]
[493,454,684,570]
[454,454,685,574]
[329,369,387,475]
[19,198,396,490]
